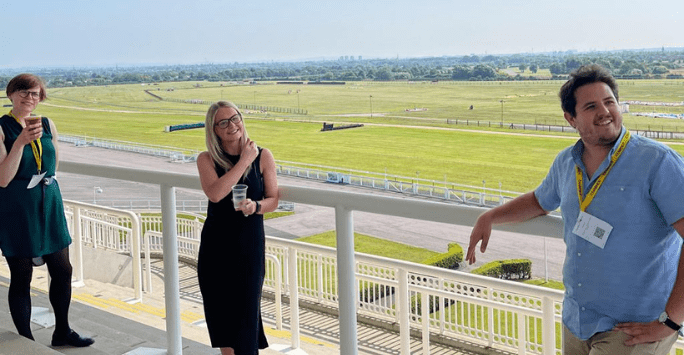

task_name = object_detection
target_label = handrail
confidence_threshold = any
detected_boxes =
[63,200,143,302]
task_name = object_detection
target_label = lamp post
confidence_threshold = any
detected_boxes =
[369,95,373,118]
[93,186,103,204]
[499,100,505,125]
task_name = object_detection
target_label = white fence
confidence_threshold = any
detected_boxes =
[60,135,200,162]
[276,162,519,208]
[59,134,521,209]
[63,201,144,302]
[58,162,684,355]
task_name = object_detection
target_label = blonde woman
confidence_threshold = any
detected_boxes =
[196,101,278,354]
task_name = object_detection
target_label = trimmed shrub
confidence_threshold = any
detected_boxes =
[359,242,463,304]
[471,259,531,280]
[422,243,463,269]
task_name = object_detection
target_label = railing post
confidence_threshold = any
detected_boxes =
[542,296,556,355]
[130,213,143,302]
[421,291,430,355]
[144,232,152,293]
[161,184,182,355]
[518,312,526,354]
[265,254,282,330]
[288,247,300,349]
[398,268,410,355]
[335,206,358,355]
[72,206,85,287]
[488,288,494,347]
[317,254,324,302]
[439,277,445,335]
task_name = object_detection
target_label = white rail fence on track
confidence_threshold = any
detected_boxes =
[59,134,520,210]
[62,200,684,355]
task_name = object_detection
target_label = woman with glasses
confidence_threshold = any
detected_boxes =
[0,73,94,347]
[197,101,279,354]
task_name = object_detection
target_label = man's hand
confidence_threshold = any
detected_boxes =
[466,212,493,265]
[614,320,677,346]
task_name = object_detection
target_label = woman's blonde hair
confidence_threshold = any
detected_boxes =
[205,101,251,178]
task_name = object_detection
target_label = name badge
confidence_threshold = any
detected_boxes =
[572,211,613,249]
[27,172,47,189]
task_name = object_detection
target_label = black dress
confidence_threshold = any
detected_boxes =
[197,149,269,353]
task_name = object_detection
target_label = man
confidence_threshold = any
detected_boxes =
[466,64,684,354]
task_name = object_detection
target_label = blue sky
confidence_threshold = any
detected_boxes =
[1,0,682,69]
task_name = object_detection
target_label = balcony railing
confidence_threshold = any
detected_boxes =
[58,161,684,355]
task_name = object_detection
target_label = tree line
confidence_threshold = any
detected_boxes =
[1,48,683,89]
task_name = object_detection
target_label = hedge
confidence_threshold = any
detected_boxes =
[422,243,463,269]
[471,259,532,280]
[359,242,463,305]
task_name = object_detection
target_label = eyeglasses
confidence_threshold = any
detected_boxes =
[215,114,243,128]
[17,90,41,100]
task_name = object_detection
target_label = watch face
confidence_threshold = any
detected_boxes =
[659,312,668,323]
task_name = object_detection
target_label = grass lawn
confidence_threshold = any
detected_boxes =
[296,231,438,263]
[20,79,683,194]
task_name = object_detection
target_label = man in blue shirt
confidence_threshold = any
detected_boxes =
[466,64,684,355]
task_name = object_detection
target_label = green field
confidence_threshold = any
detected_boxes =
[7,80,683,192]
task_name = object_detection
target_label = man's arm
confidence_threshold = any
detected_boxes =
[465,191,548,264]
[616,217,684,345]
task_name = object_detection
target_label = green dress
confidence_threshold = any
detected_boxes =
[0,115,71,258]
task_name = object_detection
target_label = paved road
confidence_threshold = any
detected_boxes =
[57,142,566,281]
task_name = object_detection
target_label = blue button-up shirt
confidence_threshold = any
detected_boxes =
[534,127,684,340]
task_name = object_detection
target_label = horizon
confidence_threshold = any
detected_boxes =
[4,46,684,73]
[2,0,683,70]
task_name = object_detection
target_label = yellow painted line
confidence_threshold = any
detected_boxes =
[180,311,204,323]
[73,292,336,349]
[73,292,202,325]
[74,294,142,314]
[133,303,166,318]
[73,294,114,310]
[264,327,336,349]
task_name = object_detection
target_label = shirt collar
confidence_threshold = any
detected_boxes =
[571,126,628,174]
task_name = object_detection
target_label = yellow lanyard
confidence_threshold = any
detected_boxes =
[9,111,43,173]
[575,131,631,212]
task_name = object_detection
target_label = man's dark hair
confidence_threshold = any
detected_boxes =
[559,64,618,117]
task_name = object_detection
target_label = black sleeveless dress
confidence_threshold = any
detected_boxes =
[197,149,269,353]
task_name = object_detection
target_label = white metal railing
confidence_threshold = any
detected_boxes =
[276,163,518,208]
[63,200,143,303]
[57,161,684,355]
[60,134,200,162]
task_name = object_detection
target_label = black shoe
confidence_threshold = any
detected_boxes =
[51,329,94,347]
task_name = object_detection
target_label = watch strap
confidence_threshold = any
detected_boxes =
[255,200,261,213]
[663,316,682,332]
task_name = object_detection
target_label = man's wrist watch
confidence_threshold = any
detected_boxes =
[255,200,261,214]
[658,311,682,332]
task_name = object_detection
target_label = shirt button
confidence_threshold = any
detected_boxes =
[577,253,582,256]
[581,307,586,311]
[578,283,582,287]
[620,187,625,191]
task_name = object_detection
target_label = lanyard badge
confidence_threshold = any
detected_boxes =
[572,131,630,248]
